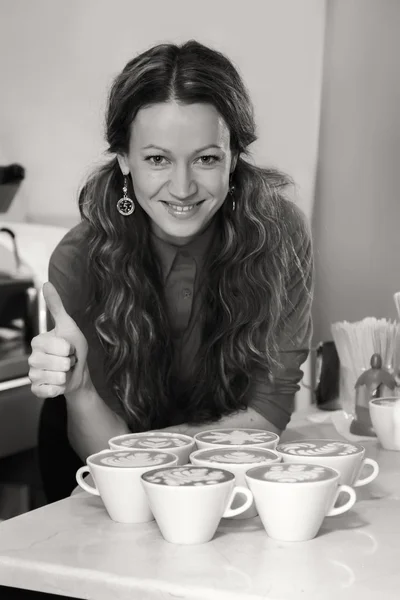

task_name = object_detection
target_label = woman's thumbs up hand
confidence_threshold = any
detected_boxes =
[28,282,89,398]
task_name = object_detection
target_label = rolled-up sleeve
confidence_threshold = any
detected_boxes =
[248,205,314,431]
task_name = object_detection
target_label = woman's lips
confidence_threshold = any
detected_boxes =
[161,200,205,207]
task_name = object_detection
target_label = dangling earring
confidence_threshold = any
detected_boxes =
[117,175,135,216]
[229,183,236,212]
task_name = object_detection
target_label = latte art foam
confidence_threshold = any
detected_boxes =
[93,451,173,468]
[142,466,233,486]
[197,429,276,446]
[197,449,277,464]
[119,436,188,449]
[247,463,336,483]
[278,441,360,457]
[262,464,334,483]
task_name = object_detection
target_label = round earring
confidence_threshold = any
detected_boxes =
[117,176,135,216]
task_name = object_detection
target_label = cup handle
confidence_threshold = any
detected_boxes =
[223,486,253,518]
[326,485,356,517]
[354,458,379,487]
[76,466,100,496]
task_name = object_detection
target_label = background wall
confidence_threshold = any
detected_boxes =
[313,0,400,341]
[0,0,326,228]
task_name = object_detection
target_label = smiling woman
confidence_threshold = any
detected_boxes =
[28,39,313,498]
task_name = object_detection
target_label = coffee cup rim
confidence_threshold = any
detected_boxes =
[109,431,195,446]
[276,438,364,455]
[140,464,235,486]
[369,397,400,407]
[245,463,341,483]
[193,428,279,441]
[190,446,281,463]
[87,448,178,470]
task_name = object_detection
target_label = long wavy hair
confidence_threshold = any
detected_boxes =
[79,40,311,431]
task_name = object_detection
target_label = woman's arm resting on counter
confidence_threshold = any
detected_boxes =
[158,406,280,436]
[65,380,130,462]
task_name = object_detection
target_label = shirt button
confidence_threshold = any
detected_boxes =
[182,288,192,299]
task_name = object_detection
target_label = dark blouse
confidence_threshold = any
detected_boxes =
[48,202,313,431]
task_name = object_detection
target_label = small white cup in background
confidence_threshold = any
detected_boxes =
[190,446,281,518]
[245,463,356,542]
[194,428,279,451]
[276,439,379,488]
[141,465,253,544]
[369,397,400,451]
[108,431,195,465]
[76,449,178,523]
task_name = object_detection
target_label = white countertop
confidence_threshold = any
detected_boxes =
[0,412,399,600]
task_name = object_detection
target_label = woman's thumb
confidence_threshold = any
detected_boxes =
[43,282,72,330]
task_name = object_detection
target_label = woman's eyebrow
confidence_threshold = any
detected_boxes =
[141,144,224,153]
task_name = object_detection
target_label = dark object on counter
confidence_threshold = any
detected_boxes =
[314,341,341,410]
[0,226,22,271]
[350,353,396,436]
[0,163,25,184]
[0,163,25,213]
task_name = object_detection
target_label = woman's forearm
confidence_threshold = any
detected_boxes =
[159,407,281,437]
[65,381,130,462]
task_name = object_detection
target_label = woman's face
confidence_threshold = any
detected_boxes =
[118,101,236,245]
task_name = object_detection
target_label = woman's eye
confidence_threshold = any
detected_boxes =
[145,154,220,166]
[198,155,220,165]
[146,155,167,166]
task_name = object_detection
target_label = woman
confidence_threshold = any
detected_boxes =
[29,40,313,476]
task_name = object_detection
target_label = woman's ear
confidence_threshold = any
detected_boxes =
[117,154,130,176]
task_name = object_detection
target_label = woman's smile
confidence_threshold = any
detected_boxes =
[161,199,206,219]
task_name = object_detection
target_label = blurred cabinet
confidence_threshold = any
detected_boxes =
[0,276,42,459]
[0,221,68,460]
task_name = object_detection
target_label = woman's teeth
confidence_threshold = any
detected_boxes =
[166,202,201,212]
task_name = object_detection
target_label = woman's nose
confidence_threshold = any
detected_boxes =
[168,166,197,199]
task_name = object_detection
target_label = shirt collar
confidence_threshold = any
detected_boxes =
[150,218,217,281]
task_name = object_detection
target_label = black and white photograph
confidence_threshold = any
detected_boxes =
[0,1,399,598]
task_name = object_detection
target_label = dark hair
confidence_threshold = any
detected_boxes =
[79,40,312,430]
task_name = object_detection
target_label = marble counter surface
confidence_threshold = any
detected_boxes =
[0,412,399,600]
